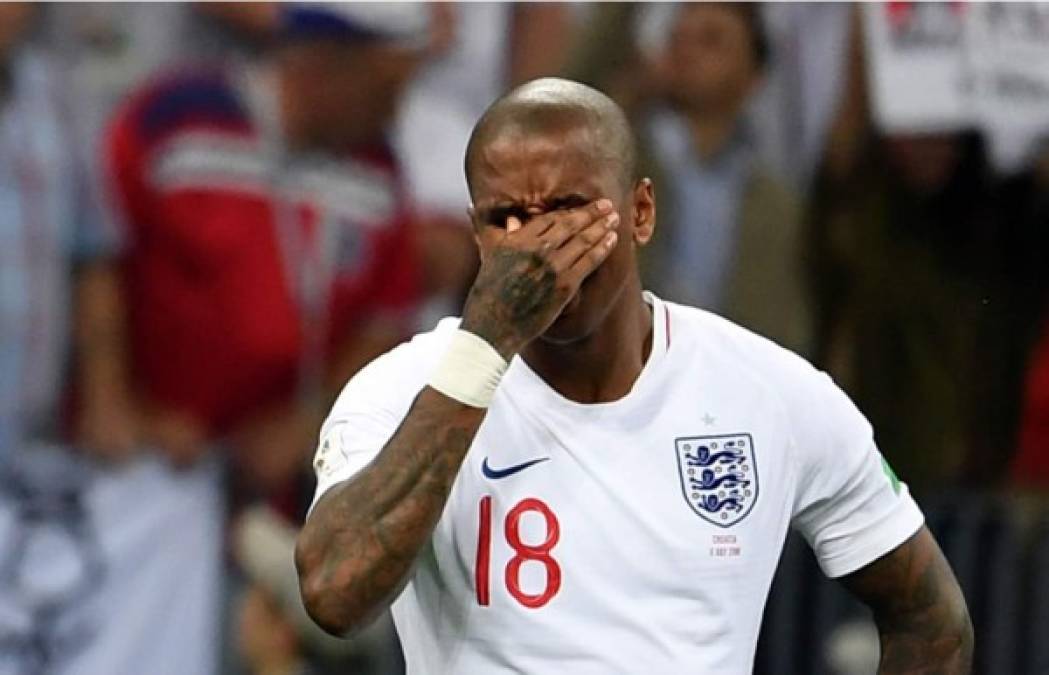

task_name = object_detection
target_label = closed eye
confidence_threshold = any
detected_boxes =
[548,194,591,211]
[481,194,592,227]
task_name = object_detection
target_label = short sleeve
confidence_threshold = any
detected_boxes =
[309,349,411,509]
[308,323,452,510]
[789,370,924,578]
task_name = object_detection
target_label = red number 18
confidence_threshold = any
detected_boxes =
[475,496,562,609]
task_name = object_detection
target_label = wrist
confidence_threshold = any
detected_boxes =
[459,318,523,361]
[428,329,510,408]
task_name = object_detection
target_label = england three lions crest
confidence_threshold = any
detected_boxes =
[675,434,758,527]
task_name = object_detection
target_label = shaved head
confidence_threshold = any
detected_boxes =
[465,78,637,198]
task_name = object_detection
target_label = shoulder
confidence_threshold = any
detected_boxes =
[328,317,460,414]
[115,67,250,144]
[665,298,828,413]
[668,297,873,471]
[107,67,262,200]
[667,299,814,376]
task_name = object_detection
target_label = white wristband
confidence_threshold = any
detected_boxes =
[429,329,509,408]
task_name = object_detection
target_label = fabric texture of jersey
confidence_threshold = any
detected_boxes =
[104,66,420,435]
[311,293,924,674]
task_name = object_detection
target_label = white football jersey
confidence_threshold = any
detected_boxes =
[311,293,924,674]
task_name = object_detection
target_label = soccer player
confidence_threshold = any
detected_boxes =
[296,78,973,674]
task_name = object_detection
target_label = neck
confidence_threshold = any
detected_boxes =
[521,277,653,404]
[683,106,740,161]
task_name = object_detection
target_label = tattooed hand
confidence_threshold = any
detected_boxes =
[461,199,620,358]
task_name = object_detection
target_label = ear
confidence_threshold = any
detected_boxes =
[631,178,656,247]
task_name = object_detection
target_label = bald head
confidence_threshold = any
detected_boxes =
[465,78,637,198]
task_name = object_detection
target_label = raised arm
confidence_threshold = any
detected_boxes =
[295,389,484,635]
[295,200,620,634]
[839,526,973,674]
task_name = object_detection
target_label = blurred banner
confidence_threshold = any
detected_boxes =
[864,2,1049,170]
[968,4,1049,169]
[864,2,970,133]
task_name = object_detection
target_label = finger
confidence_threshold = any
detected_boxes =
[547,211,619,272]
[527,198,615,245]
[546,206,619,252]
[542,198,615,247]
[561,230,618,287]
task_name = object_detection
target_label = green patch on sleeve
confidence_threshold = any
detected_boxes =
[881,455,902,495]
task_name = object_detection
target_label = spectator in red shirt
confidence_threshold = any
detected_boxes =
[1015,322,1049,487]
[1007,148,1049,489]
[105,4,431,488]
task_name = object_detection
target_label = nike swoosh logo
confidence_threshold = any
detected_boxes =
[481,456,550,479]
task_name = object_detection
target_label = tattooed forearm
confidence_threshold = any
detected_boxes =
[295,388,485,634]
[841,527,973,674]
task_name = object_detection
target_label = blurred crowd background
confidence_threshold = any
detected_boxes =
[1,2,1048,674]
